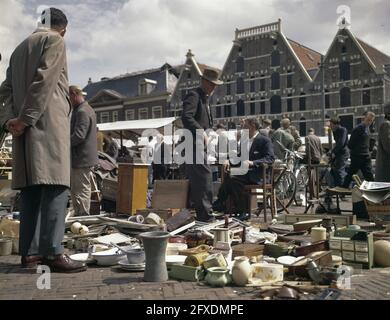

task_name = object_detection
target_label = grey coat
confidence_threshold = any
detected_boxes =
[271,129,295,160]
[71,101,98,169]
[0,28,71,189]
[376,120,390,182]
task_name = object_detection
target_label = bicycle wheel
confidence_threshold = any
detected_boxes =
[274,170,297,213]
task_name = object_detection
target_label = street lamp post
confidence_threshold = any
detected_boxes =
[320,55,326,135]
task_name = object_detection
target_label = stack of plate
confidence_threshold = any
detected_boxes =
[118,258,145,271]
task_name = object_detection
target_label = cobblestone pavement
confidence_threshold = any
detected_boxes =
[1,200,389,300]
[0,254,389,300]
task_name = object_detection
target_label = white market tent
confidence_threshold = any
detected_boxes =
[97,117,180,135]
[96,117,182,147]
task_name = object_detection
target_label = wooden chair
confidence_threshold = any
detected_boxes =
[244,163,276,222]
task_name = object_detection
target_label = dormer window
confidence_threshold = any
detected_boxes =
[139,78,157,96]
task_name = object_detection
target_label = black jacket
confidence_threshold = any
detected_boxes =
[332,126,349,157]
[246,134,275,184]
[70,101,98,168]
[181,88,213,135]
[348,123,370,157]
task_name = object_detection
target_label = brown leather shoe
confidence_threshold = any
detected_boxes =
[21,255,43,268]
[43,254,87,273]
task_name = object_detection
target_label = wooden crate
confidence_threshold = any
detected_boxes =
[152,180,189,209]
[284,214,356,227]
[232,244,264,259]
[136,208,181,221]
[364,199,390,219]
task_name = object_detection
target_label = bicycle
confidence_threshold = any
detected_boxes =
[273,142,309,213]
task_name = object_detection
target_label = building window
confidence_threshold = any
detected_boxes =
[325,90,330,108]
[340,115,354,134]
[270,95,282,114]
[341,45,347,54]
[100,112,110,123]
[216,106,222,118]
[250,78,256,92]
[260,101,266,114]
[340,87,351,108]
[236,56,244,73]
[139,78,157,95]
[339,61,351,81]
[224,105,232,118]
[236,77,245,94]
[250,100,256,115]
[139,108,148,120]
[287,74,293,88]
[362,85,371,105]
[112,111,119,122]
[299,93,306,111]
[187,72,192,80]
[125,109,135,120]
[287,94,293,112]
[226,83,231,95]
[237,100,245,116]
[152,106,162,119]
[271,72,280,90]
[271,50,280,67]
[299,118,306,137]
[260,76,266,92]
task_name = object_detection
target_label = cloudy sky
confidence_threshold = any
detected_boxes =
[0,0,389,87]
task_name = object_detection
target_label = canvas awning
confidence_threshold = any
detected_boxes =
[97,117,182,140]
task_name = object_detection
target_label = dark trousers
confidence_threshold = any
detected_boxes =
[331,154,348,187]
[186,164,213,221]
[152,164,167,181]
[19,185,69,257]
[217,174,252,214]
[343,155,374,188]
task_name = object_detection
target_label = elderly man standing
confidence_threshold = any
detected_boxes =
[69,85,98,216]
[376,103,390,182]
[182,68,223,222]
[0,8,86,272]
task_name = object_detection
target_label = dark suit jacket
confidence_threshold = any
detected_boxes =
[181,87,213,135]
[348,123,370,157]
[71,101,98,168]
[332,126,349,157]
[247,134,275,184]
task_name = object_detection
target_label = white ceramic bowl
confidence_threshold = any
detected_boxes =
[91,248,126,266]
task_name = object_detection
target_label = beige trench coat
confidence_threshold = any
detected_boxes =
[0,28,71,189]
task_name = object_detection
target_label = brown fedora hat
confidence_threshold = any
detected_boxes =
[201,68,223,85]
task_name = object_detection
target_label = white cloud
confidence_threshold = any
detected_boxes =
[1,0,389,87]
[0,0,35,83]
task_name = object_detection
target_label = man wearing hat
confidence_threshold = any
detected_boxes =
[376,102,390,182]
[181,68,223,222]
[69,85,98,216]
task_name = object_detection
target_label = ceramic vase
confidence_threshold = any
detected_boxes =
[140,231,170,282]
[232,256,252,286]
[205,267,231,287]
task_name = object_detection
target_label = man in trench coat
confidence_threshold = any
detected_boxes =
[376,103,390,182]
[0,8,86,272]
